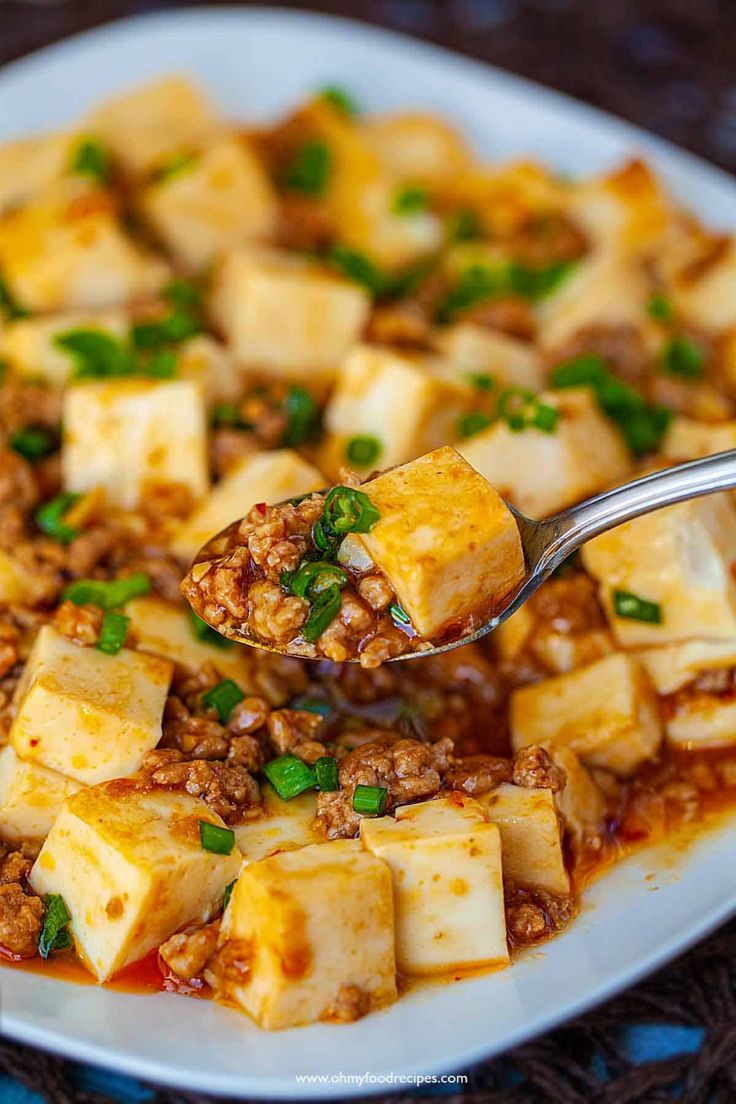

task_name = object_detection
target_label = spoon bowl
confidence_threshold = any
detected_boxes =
[187,449,736,661]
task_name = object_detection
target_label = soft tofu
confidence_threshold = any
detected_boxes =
[62,379,209,510]
[319,345,475,479]
[431,323,544,391]
[581,493,736,646]
[546,746,605,845]
[459,388,631,518]
[30,782,240,981]
[175,335,244,407]
[360,796,508,975]
[662,416,736,462]
[218,840,396,1029]
[234,784,319,865]
[510,652,662,776]
[0,130,79,214]
[10,625,172,786]
[670,236,736,330]
[139,137,277,271]
[356,446,525,640]
[480,784,569,895]
[664,695,736,750]
[0,549,51,606]
[209,247,370,385]
[635,639,736,695]
[86,76,221,178]
[171,449,324,563]
[0,180,169,312]
[0,310,128,386]
[361,112,472,183]
[567,158,673,258]
[0,745,83,844]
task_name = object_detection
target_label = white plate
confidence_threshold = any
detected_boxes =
[1,8,736,1098]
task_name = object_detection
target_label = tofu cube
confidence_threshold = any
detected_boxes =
[0,310,128,387]
[86,76,221,178]
[209,247,370,385]
[360,795,508,975]
[0,549,52,606]
[361,112,472,183]
[0,746,83,843]
[139,137,277,271]
[319,345,476,479]
[664,694,736,750]
[431,323,543,391]
[10,625,172,785]
[218,840,396,1029]
[510,652,662,776]
[662,416,736,462]
[635,639,736,695]
[0,180,169,312]
[0,130,79,214]
[234,784,319,865]
[356,446,525,640]
[670,237,736,330]
[175,335,244,407]
[581,493,736,646]
[567,158,673,258]
[480,783,569,895]
[459,388,631,518]
[30,782,241,981]
[171,449,324,563]
[546,746,605,845]
[62,379,209,510]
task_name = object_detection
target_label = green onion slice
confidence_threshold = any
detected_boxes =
[199,820,235,855]
[288,560,348,600]
[38,894,72,959]
[55,329,134,380]
[36,493,81,544]
[315,756,339,792]
[466,372,495,392]
[284,141,331,196]
[189,609,233,650]
[312,517,340,557]
[498,388,559,434]
[393,185,428,216]
[448,209,482,243]
[223,880,236,910]
[458,411,493,439]
[282,386,320,447]
[70,138,110,184]
[323,486,380,534]
[318,85,358,115]
[303,584,342,642]
[201,679,245,724]
[648,293,673,322]
[96,611,130,656]
[328,245,387,296]
[345,435,382,467]
[62,571,151,610]
[11,426,57,462]
[293,698,332,716]
[0,276,28,321]
[263,754,317,801]
[612,590,662,624]
[661,335,704,380]
[352,784,388,816]
[389,603,412,628]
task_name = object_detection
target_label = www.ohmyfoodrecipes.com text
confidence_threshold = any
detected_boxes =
[294,1073,469,1087]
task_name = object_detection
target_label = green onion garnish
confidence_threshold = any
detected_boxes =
[189,609,233,650]
[312,517,341,557]
[223,880,236,910]
[201,679,245,724]
[612,590,662,624]
[328,245,388,296]
[315,756,339,792]
[199,820,235,855]
[152,151,198,183]
[393,185,428,216]
[303,584,342,642]
[648,293,673,322]
[506,259,576,301]
[318,85,359,116]
[38,894,72,959]
[466,372,495,392]
[11,426,57,462]
[288,560,348,599]
[130,311,199,352]
[145,350,178,379]
[284,141,332,196]
[498,388,560,434]
[282,386,320,447]
[164,279,201,309]
[323,486,380,534]
[263,754,317,801]
[293,698,332,716]
[345,435,382,466]
[437,264,507,324]
[448,209,482,242]
[35,492,81,544]
[661,335,704,380]
[389,602,411,627]
[70,138,110,184]
[0,276,28,321]
[63,571,151,610]
[96,611,130,656]
[352,784,388,815]
[458,411,493,439]
[55,329,133,380]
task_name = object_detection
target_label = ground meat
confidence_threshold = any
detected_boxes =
[316,790,362,841]
[248,579,310,645]
[317,592,375,664]
[549,323,651,389]
[208,938,253,996]
[357,573,395,613]
[0,621,20,679]
[0,883,44,958]
[505,882,576,948]
[323,984,371,1023]
[0,449,39,511]
[464,297,536,340]
[508,210,588,268]
[530,573,607,636]
[365,302,431,348]
[52,600,103,646]
[0,851,32,886]
[159,921,220,981]
[144,748,260,824]
[227,696,270,735]
[445,754,513,795]
[512,745,566,793]
[246,497,324,583]
[267,708,323,754]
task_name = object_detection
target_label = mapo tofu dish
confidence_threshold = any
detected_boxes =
[1,75,736,1030]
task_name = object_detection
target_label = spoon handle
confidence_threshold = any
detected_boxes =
[532,449,736,570]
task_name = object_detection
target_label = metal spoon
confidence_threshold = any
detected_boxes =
[188,449,736,661]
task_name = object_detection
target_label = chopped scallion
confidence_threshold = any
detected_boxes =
[96,611,130,656]
[458,411,493,439]
[293,698,332,716]
[318,85,359,116]
[201,679,245,724]
[282,386,320,447]
[188,609,233,650]
[315,756,339,792]
[284,141,331,196]
[35,492,81,544]
[70,138,110,184]
[345,435,382,466]
[0,276,28,321]
[11,426,57,461]
[303,584,342,642]
[288,560,348,600]
[38,894,72,959]
[54,329,133,380]
[389,602,411,628]
[63,571,151,610]
[448,209,482,243]
[466,372,495,392]
[223,880,236,910]
[661,335,704,380]
[199,820,235,855]
[323,486,380,534]
[498,388,559,434]
[352,784,388,816]
[153,151,198,183]
[648,293,673,322]
[328,244,387,296]
[612,589,662,624]
[263,754,317,801]
[393,184,428,216]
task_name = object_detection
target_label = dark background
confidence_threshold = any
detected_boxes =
[3,0,736,174]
